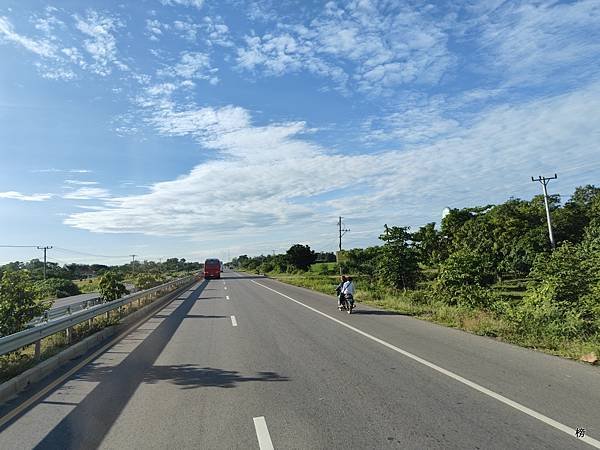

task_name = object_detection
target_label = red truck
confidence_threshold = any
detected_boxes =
[204,258,221,279]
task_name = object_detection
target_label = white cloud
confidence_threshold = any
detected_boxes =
[65,82,600,249]
[472,0,600,86]
[63,187,111,200]
[146,19,167,40]
[363,95,460,145]
[0,16,56,57]
[64,180,99,185]
[31,168,93,173]
[74,11,127,76]
[237,1,452,94]
[160,0,204,9]
[158,51,218,84]
[0,191,53,201]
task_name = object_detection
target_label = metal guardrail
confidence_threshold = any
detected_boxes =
[27,296,103,327]
[0,275,197,357]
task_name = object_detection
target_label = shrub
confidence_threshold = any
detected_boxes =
[0,271,50,336]
[99,272,129,301]
[34,278,80,299]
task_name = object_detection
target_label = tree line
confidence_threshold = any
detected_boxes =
[0,257,201,336]
[234,185,600,345]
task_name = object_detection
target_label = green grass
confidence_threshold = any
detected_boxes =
[75,277,100,293]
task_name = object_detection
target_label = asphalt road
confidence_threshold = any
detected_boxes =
[50,284,135,310]
[1,271,599,449]
[51,293,100,310]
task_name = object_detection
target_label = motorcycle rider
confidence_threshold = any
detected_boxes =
[335,275,347,310]
[342,276,355,313]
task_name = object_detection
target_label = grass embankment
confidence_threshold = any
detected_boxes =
[75,277,100,293]
[254,271,599,362]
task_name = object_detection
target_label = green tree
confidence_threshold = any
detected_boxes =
[34,278,81,299]
[378,225,419,290]
[286,244,316,271]
[513,223,600,340]
[0,271,49,336]
[134,273,164,290]
[411,222,446,266]
[437,248,496,288]
[99,271,129,301]
[342,247,381,281]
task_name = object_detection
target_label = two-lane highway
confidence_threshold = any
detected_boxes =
[0,271,598,449]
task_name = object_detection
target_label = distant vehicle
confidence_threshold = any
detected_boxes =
[204,258,221,279]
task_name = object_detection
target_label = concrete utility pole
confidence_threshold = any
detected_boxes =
[130,254,137,274]
[337,217,350,275]
[337,216,350,252]
[37,246,52,279]
[531,174,558,249]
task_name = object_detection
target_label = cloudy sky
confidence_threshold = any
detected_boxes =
[1,0,599,265]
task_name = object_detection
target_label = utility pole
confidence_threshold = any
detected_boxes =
[337,217,350,275]
[531,173,558,249]
[337,216,350,252]
[37,246,52,279]
[130,254,137,274]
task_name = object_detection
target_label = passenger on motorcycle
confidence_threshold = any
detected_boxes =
[335,275,347,310]
[342,276,355,313]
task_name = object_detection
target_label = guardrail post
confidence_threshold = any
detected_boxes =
[34,340,41,359]
[66,327,72,344]
[44,311,49,322]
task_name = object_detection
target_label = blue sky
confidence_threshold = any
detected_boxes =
[1,0,599,265]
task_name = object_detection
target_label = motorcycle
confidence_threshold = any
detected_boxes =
[338,293,354,314]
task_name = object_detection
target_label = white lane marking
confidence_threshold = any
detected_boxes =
[224,286,227,290]
[230,315,238,327]
[253,416,274,450]
[226,295,230,300]
[251,280,600,449]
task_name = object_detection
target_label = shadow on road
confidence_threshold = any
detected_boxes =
[31,280,212,449]
[351,309,415,316]
[144,365,288,389]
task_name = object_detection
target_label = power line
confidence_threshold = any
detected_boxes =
[531,173,558,249]
[53,247,130,259]
[0,245,39,248]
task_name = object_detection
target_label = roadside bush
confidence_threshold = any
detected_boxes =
[34,278,80,299]
[437,248,496,288]
[134,273,165,290]
[432,284,498,309]
[512,232,600,342]
[99,271,129,301]
[0,271,50,336]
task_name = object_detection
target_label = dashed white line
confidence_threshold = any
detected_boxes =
[251,280,600,449]
[224,286,227,290]
[226,295,230,300]
[253,416,274,450]
[230,315,237,327]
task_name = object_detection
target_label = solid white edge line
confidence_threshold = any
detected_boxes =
[253,416,274,450]
[251,280,600,448]
[230,315,237,327]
